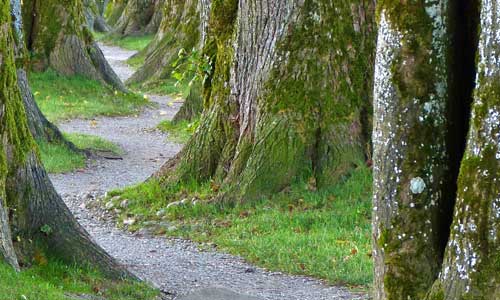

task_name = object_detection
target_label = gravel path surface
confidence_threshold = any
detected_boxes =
[50,44,365,300]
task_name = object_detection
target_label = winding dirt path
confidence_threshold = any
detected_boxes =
[49,44,364,300]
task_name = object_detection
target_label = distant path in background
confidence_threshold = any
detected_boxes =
[50,44,363,300]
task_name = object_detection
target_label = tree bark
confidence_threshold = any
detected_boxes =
[113,0,163,36]
[373,1,499,299]
[84,0,111,33]
[157,0,376,202]
[1,0,129,279]
[22,0,126,92]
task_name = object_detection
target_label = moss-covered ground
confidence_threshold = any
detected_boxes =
[103,166,373,288]
[0,260,158,300]
[39,133,122,174]
[29,70,150,122]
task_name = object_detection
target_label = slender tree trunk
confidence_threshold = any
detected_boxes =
[157,0,376,202]
[373,1,499,299]
[22,0,126,91]
[1,0,129,279]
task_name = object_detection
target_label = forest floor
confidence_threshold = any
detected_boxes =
[49,44,366,300]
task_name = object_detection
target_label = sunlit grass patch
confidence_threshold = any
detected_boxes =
[30,70,150,122]
[0,260,158,300]
[105,167,373,287]
[39,133,122,174]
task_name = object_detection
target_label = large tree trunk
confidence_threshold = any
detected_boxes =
[22,0,126,92]
[373,1,499,299]
[1,0,129,279]
[11,0,79,151]
[106,0,128,28]
[113,0,163,36]
[157,0,376,202]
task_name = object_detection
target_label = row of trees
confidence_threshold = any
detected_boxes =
[0,0,497,299]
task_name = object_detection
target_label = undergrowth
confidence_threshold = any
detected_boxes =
[0,260,157,300]
[157,119,199,143]
[104,167,373,287]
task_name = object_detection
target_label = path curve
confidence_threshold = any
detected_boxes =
[50,44,363,300]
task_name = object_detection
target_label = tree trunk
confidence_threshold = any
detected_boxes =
[106,0,128,27]
[22,0,126,92]
[128,0,206,85]
[84,0,111,33]
[113,0,163,36]
[1,0,129,279]
[157,0,376,202]
[373,1,499,299]
[11,0,79,151]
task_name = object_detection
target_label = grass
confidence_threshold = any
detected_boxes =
[38,133,122,174]
[157,119,199,143]
[94,33,154,52]
[0,260,158,300]
[30,70,150,122]
[104,166,373,287]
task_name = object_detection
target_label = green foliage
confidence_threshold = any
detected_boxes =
[38,133,122,173]
[30,69,149,122]
[157,119,199,143]
[0,260,158,300]
[171,48,213,88]
[106,167,373,286]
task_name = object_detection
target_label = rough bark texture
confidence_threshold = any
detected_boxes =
[84,0,111,32]
[113,0,163,36]
[105,0,128,27]
[158,0,376,202]
[427,1,500,299]
[128,0,207,85]
[373,1,499,300]
[22,0,126,91]
[172,81,203,123]
[1,0,129,278]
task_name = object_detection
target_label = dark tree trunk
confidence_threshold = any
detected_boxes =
[22,0,126,92]
[1,0,129,279]
[157,0,376,202]
[373,1,499,299]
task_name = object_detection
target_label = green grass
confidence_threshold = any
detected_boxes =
[30,70,150,122]
[0,260,158,300]
[96,33,154,52]
[157,119,199,143]
[105,167,373,287]
[38,133,122,174]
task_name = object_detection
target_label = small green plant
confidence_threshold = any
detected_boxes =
[40,225,53,235]
[157,119,199,143]
[171,48,213,88]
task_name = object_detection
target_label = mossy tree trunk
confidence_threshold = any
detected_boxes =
[84,0,111,33]
[113,0,163,36]
[11,0,79,151]
[128,0,209,122]
[105,0,128,28]
[1,0,129,279]
[157,0,376,202]
[373,1,498,299]
[22,0,126,91]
